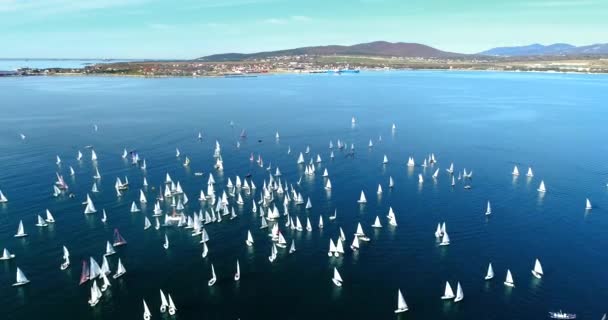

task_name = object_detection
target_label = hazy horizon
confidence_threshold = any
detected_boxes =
[1,0,606,59]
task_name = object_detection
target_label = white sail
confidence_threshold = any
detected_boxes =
[395,289,408,313]
[36,214,48,227]
[325,179,332,190]
[418,174,424,184]
[441,281,455,299]
[143,299,151,319]
[351,236,360,250]
[357,191,367,203]
[70,166,75,176]
[526,167,534,177]
[328,239,337,256]
[383,155,388,164]
[305,197,312,209]
[14,220,27,237]
[454,282,464,302]
[297,153,305,164]
[372,216,382,228]
[246,230,254,246]
[144,217,151,230]
[432,169,439,179]
[101,209,107,223]
[89,257,102,279]
[532,259,543,278]
[208,264,216,286]
[512,165,519,176]
[160,289,169,312]
[84,194,97,214]
[89,280,101,306]
[332,267,343,286]
[113,258,126,279]
[377,184,382,194]
[105,241,116,256]
[234,260,240,281]
[585,198,592,210]
[0,248,15,260]
[318,215,324,228]
[439,232,450,246]
[407,156,415,167]
[130,201,140,213]
[485,201,492,215]
[163,234,169,249]
[13,267,29,286]
[140,190,147,203]
[504,269,514,287]
[537,180,546,193]
[485,263,494,280]
[91,150,98,161]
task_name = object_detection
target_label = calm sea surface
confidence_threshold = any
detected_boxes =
[0,71,607,320]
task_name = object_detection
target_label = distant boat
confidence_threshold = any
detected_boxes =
[104,241,116,256]
[88,280,102,306]
[526,167,534,177]
[113,228,127,247]
[418,174,423,184]
[504,269,515,287]
[357,191,367,204]
[60,246,70,270]
[432,169,439,179]
[143,299,151,320]
[289,240,296,253]
[163,234,169,249]
[446,163,454,174]
[372,216,382,228]
[383,155,388,164]
[537,180,546,193]
[329,209,337,221]
[332,267,343,287]
[407,157,415,167]
[441,281,455,300]
[548,311,577,319]
[439,232,450,246]
[0,248,15,260]
[36,214,48,227]
[454,282,464,302]
[512,165,520,176]
[130,201,140,213]
[0,190,8,203]
[160,289,169,313]
[585,198,592,210]
[394,289,408,313]
[318,215,324,228]
[387,207,397,226]
[531,258,543,279]
[377,184,382,194]
[14,220,27,237]
[12,267,30,286]
[389,176,394,188]
[234,260,240,281]
[45,210,55,223]
[485,201,492,215]
[246,230,254,246]
[113,258,126,279]
[91,150,98,161]
[485,263,494,280]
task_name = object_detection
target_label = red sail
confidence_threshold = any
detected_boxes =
[79,260,89,285]
[113,228,127,246]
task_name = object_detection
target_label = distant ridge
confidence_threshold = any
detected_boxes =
[479,43,608,56]
[197,41,464,61]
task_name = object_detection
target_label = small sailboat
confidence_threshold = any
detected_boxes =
[441,281,455,300]
[14,220,27,237]
[104,241,116,256]
[144,217,152,230]
[168,294,177,315]
[350,236,360,250]
[585,198,592,210]
[208,264,217,286]
[163,234,169,250]
[325,179,332,190]
[289,240,296,254]
[234,260,240,281]
[36,214,48,227]
[91,149,98,161]
[454,282,464,302]
[407,157,415,167]
[526,167,534,177]
[100,272,111,291]
[88,281,102,306]
[504,269,515,287]
[113,228,127,246]
[372,216,382,228]
[0,190,8,203]
[357,191,367,204]
[60,246,70,270]
[418,174,424,184]
[101,209,107,223]
[0,248,15,260]
[485,201,492,215]
[531,259,543,279]
[202,242,209,258]
[113,258,126,279]
[512,165,520,176]
[537,180,546,193]
[329,209,337,221]
[439,232,450,246]
[130,201,141,213]
[394,289,408,313]
[377,184,382,194]
[332,267,343,287]
[319,215,324,228]
[13,267,30,286]
[485,263,494,280]
[383,155,388,164]
[246,230,254,246]
[160,290,169,313]
[143,299,151,320]
[56,155,62,165]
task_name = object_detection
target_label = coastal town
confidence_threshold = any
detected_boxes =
[3,54,608,77]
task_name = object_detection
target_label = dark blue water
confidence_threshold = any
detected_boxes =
[1,71,607,320]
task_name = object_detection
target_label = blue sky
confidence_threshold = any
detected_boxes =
[0,0,605,59]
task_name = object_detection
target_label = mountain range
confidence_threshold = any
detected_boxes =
[197,41,608,61]
[478,43,608,56]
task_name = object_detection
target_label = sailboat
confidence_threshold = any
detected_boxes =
[143,299,151,320]
[202,243,209,258]
[355,223,370,241]
[14,220,27,237]
[325,179,332,190]
[0,190,8,203]
[585,198,592,210]
[163,234,169,249]
[418,174,424,184]
[208,264,217,286]
[70,166,75,176]
[454,282,464,302]
[372,216,382,228]
[439,232,450,246]
[100,272,111,292]
[93,167,101,179]
[60,246,70,270]
[485,201,492,215]
[84,194,97,214]
[446,163,454,174]
[357,191,367,204]
[537,180,546,193]
[101,210,107,223]
[526,167,534,177]
[383,155,388,164]
[144,217,152,230]
[504,269,515,287]
[88,281,102,306]
[234,260,240,281]
[485,263,494,280]
[394,289,408,313]
[297,153,305,164]
[268,243,278,262]
[328,239,337,257]
[377,184,382,194]
[246,230,254,246]
[56,155,62,165]
[441,281,455,299]
[140,190,147,203]
[350,236,360,250]
[168,294,177,315]
[332,267,343,287]
[92,182,99,193]
[91,150,98,161]
[104,241,116,256]
[531,259,544,279]
[407,157,415,167]
[0,247,15,260]
[130,201,141,213]
[160,290,169,313]
[389,176,394,188]
[113,258,126,279]
[329,209,337,221]
[277,232,288,248]
[13,267,30,286]
[306,217,312,231]
[36,214,48,227]
[512,165,520,176]
[113,228,127,246]
[387,207,397,226]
